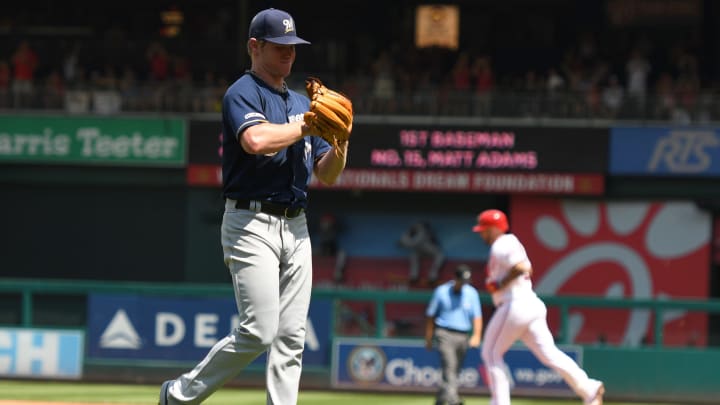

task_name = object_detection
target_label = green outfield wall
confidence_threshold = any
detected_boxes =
[584,346,720,403]
[0,279,719,403]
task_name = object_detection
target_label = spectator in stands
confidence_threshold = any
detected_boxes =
[601,74,624,118]
[118,65,140,111]
[42,70,65,109]
[672,48,700,123]
[170,55,193,111]
[172,55,192,83]
[66,66,89,91]
[448,52,472,115]
[193,70,223,112]
[370,49,396,113]
[546,67,565,93]
[425,264,482,405]
[471,55,493,116]
[585,83,602,117]
[0,60,10,108]
[520,70,541,116]
[62,42,81,86]
[63,66,91,113]
[314,212,348,283]
[576,31,598,68]
[146,41,170,82]
[625,47,651,114]
[414,70,438,115]
[451,52,472,91]
[398,221,446,286]
[146,42,172,110]
[91,65,123,114]
[545,67,566,116]
[671,46,699,85]
[654,72,676,120]
[94,65,119,90]
[11,40,38,108]
[674,77,698,124]
[559,49,585,94]
[339,66,371,105]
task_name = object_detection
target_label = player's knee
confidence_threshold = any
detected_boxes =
[234,322,279,347]
[481,346,492,364]
[275,332,306,352]
[276,324,306,347]
[481,346,503,366]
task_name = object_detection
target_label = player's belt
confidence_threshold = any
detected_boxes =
[234,199,304,219]
[436,326,470,334]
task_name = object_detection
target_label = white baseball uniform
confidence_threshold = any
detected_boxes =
[481,233,603,405]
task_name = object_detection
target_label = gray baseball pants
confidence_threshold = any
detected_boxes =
[435,327,469,405]
[165,200,313,404]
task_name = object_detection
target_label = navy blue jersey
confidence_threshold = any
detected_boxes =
[221,72,331,208]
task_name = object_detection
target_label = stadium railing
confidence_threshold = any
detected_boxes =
[2,278,720,348]
[1,84,718,123]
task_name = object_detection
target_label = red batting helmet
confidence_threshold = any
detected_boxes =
[472,209,509,233]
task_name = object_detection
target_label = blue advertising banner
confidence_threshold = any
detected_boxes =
[610,127,720,176]
[86,294,331,366]
[332,337,582,397]
[0,327,84,379]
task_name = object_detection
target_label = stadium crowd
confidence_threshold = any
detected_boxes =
[0,0,715,122]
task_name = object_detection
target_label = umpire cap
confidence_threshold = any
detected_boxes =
[455,264,472,282]
[249,8,311,45]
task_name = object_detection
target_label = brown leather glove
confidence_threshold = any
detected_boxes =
[304,77,353,152]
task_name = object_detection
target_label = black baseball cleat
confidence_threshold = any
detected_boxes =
[158,380,172,405]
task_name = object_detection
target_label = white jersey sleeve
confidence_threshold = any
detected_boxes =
[486,233,535,305]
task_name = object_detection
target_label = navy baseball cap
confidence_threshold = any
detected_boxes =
[455,265,472,282]
[249,8,310,45]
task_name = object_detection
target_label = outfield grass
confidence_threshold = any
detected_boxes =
[0,380,676,405]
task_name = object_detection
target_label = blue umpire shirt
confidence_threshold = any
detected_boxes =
[221,71,331,209]
[426,281,482,333]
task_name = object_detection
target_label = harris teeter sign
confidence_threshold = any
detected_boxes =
[0,115,186,167]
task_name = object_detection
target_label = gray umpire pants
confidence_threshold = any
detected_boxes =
[165,201,313,404]
[435,327,469,405]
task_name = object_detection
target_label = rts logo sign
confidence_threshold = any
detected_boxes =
[648,130,720,173]
[610,127,720,176]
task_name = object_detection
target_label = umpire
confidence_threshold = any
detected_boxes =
[425,265,483,405]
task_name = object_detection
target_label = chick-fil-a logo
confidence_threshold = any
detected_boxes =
[510,198,711,347]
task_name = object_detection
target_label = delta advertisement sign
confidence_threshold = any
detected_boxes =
[509,197,711,346]
[86,294,332,366]
[332,338,582,397]
[186,120,606,195]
